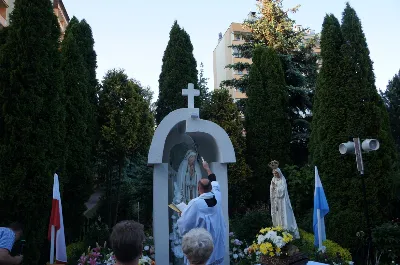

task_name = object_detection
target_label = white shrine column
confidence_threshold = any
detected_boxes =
[210,162,229,265]
[153,163,169,264]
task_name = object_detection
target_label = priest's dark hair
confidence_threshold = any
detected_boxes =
[110,220,145,263]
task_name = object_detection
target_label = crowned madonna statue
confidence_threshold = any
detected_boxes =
[269,160,300,239]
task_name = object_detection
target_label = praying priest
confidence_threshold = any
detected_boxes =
[177,159,226,265]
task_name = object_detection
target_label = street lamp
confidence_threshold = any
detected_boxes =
[339,137,380,264]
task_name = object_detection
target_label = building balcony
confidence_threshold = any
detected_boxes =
[0,13,7,28]
[0,0,8,8]
[233,57,252,64]
[0,0,7,28]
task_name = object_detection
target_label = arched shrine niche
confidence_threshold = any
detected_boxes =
[148,83,236,265]
[165,121,220,265]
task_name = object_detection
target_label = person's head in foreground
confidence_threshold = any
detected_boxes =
[9,222,23,241]
[110,220,145,265]
[182,228,214,265]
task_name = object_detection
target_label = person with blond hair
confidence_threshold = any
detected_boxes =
[182,228,214,265]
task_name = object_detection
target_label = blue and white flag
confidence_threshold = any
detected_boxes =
[313,166,329,248]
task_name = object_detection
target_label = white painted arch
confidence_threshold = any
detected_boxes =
[147,108,236,165]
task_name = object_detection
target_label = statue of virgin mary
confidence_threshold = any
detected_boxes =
[269,160,300,238]
[169,149,202,263]
[176,150,202,203]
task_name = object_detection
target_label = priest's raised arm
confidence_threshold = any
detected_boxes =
[203,161,222,205]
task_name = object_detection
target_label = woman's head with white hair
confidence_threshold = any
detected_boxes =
[182,228,214,265]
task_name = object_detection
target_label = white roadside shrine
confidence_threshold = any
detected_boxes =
[147,83,236,265]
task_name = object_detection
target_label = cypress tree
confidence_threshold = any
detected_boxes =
[309,13,350,245]
[309,14,344,166]
[0,0,65,262]
[340,3,398,246]
[60,26,92,241]
[382,70,400,153]
[65,16,98,166]
[156,21,198,124]
[310,5,399,249]
[245,46,291,202]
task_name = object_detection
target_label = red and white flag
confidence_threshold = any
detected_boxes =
[48,173,67,263]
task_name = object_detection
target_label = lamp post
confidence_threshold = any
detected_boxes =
[339,138,380,265]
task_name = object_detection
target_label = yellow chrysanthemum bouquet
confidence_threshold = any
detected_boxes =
[249,226,294,258]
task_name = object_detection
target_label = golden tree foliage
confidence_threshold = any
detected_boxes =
[244,0,304,53]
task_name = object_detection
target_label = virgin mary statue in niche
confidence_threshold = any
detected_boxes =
[177,150,202,203]
[169,149,202,263]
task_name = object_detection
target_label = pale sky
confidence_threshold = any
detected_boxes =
[63,0,400,98]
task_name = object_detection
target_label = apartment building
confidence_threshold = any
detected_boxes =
[0,0,69,36]
[213,16,320,100]
[213,21,251,101]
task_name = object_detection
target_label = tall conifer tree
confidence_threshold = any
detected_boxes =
[61,24,92,241]
[310,5,399,248]
[65,16,98,165]
[382,70,400,154]
[156,21,198,124]
[245,46,291,202]
[0,0,65,261]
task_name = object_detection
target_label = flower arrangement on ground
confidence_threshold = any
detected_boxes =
[250,226,295,258]
[229,232,248,264]
[78,241,155,265]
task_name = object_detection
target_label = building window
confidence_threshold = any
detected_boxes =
[236,70,243,75]
[234,33,241,41]
[232,47,242,58]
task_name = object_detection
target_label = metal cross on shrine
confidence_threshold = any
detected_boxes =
[182,83,200,109]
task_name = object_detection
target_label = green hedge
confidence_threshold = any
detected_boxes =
[295,229,352,263]
[66,241,85,265]
[230,204,272,244]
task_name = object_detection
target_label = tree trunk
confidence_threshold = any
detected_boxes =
[114,159,122,226]
[107,164,112,228]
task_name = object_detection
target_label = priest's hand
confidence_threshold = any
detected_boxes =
[202,160,212,175]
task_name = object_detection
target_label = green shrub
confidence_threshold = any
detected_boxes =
[295,229,352,263]
[66,241,85,265]
[282,165,313,217]
[372,222,400,262]
[83,218,110,248]
[230,204,272,243]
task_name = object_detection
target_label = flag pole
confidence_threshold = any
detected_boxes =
[317,209,322,248]
[50,225,55,264]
